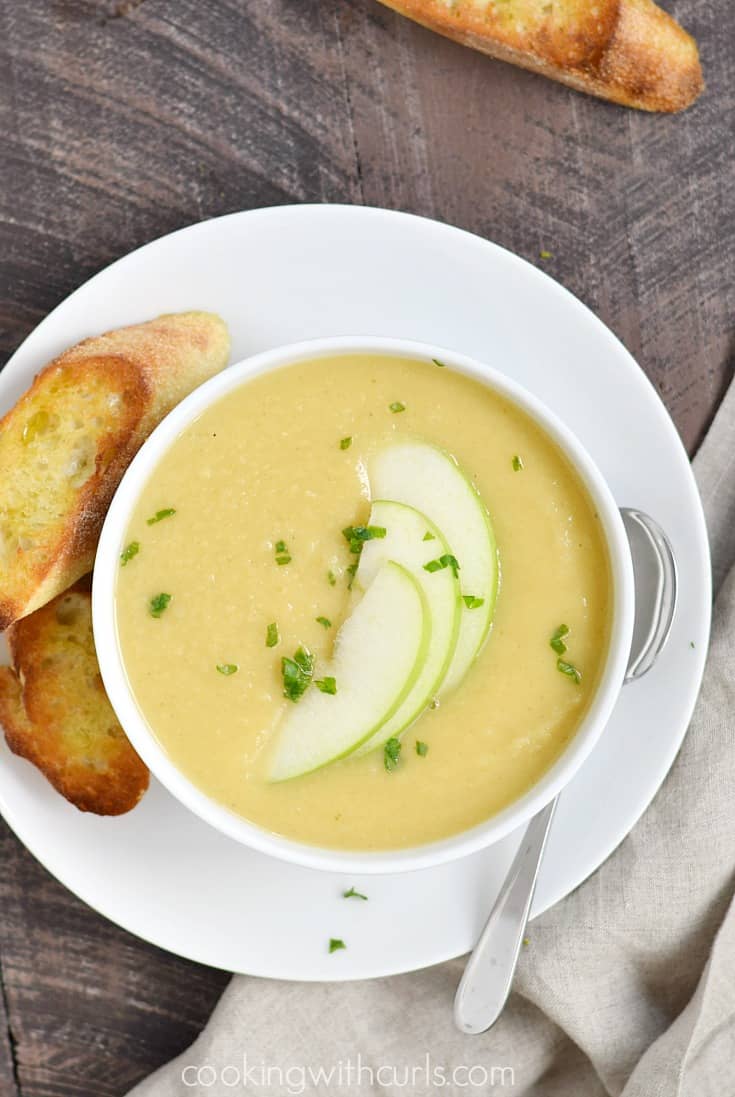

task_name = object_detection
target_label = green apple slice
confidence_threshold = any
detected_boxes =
[369,440,498,693]
[353,500,461,754]
[268,561,429,782]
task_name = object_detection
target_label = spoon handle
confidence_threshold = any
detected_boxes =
[453,798,557,1035]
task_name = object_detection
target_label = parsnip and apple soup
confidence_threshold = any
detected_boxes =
[115,353,611,850]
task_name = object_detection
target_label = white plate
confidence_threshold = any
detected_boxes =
[0,206,710,980]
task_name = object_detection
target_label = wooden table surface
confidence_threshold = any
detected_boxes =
[1,2,733,1093]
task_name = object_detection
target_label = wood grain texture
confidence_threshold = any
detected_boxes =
[0,958,20,1097]
[0,1,733,1094]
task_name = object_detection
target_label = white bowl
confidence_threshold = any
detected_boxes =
[93,337,635,874]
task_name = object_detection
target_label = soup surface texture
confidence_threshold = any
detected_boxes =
[115,354,611,850]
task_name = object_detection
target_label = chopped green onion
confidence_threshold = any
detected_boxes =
[346,526,387,541]
[424,554,460,579]
[120,541,140,566]
[327,569,337,586]
[384,737,401,772]
[339,436,353,450]
[416,740,429,757]
[343,886,368,900]
[149,592,171,618]
[266,622,279,648]
[315,676,337,695]
[462,595,485,609]
[342,525,387,554]
[281,646,314,702]
[147,508,176,525]
[512,455,524,471]
[431,358,446,368]
[423,531,436,541]
[316,616,332,629]
[550,624,569,655]
[216,663,238,676]
[557,658,581,684]
[389,401,406,413]
[346,562,359,589]
[329,938,346,953]
[274,539,291,565]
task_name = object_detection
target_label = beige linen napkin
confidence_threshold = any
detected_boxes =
[129,383,735,1097]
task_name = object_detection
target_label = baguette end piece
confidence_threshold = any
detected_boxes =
[598,0,703,114]
[378,0,703,113]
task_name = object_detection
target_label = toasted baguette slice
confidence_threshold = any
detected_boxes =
[0,578,148,814]
[0,311,230,629]
[379,0,702,112]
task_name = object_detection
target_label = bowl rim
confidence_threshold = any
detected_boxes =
[93,335,635,874]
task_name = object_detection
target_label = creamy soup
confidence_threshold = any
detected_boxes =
[115,354,611,850]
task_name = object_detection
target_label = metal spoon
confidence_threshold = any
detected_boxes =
[454,508,678,1035]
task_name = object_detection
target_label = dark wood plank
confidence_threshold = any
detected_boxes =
[0,0,360,363]
[0,960,20,1097]
[0,1,733,1095]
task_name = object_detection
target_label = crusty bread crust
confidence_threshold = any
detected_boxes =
[0,311,230,629]
[379,0,703,112]
[0,578,149,815]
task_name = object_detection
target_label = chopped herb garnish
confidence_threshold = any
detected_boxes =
[120,541,140,566]
[147,508,176,525]
[690,640,696,649]
[327,569,337,586]
[281,646,314,702]
[266,622,279,648]
[343,886,368,900]
[346,562,359,589]
[342,525,387,554]
[463,595,485,609]
[339,436,353,450]
[389,401,406,413]
[422,531,436,542]
[149,592,172,618]
[424,553,460,579]
[512,455,524,471]
[315,676,337,695]
[316,616,332,629]
[550,624,569,655]
[557,658,581,684]
[431,358,446,368]
[429,698,440,710]
[329,938,346,954]
[274,539,291,565]
[540,250,552,260]
[416,740,429,757]
[384,737,402,772]
[216,663,238,676]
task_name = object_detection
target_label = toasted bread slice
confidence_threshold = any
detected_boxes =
[379,0,702,112]
[0,311,230,629]
[0,578,149,814]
